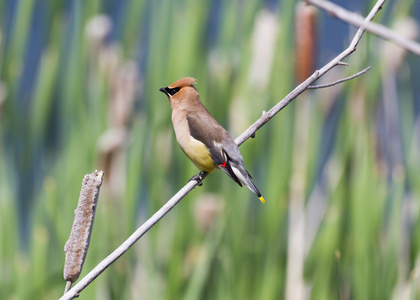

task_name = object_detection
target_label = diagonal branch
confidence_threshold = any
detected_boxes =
[60,0,386,299]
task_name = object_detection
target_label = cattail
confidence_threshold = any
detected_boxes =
[383,18,419,70]
[194,193,223,232]
[85,15,112,50]
[63,170,104,293]
[295,2,318,83]
[110,61,141,128]
[248,9,279,91]
[97,61,140,185]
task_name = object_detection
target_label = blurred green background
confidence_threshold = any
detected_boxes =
[1,0,420,299]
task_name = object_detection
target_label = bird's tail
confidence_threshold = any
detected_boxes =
[245,179,265,204]
[231,166,265,203]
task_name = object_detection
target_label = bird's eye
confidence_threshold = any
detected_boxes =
[168,87,180,96]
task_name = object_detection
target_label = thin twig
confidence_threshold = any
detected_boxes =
[308,66,371,89]
[337,61,349,66]
[60,1,386,299]
[306,0,420,56]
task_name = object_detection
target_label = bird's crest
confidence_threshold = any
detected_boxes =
[168,77,197,89]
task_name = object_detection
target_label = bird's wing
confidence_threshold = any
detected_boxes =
[187,112,243,186]
[187,111,263,201]
[186,112,218,149]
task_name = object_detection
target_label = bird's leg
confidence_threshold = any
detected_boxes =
[189,171,206,186]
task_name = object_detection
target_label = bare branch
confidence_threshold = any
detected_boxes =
[308,66,371,89]
[60,1,386,299]
[306,0,420,56]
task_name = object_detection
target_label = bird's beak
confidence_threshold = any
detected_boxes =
[159,87,170,97]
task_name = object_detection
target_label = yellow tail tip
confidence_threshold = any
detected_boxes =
[259,197,265,204]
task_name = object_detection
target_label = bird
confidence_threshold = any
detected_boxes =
[159,77,265,203]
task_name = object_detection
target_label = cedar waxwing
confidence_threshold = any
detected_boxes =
[160,77,265,203]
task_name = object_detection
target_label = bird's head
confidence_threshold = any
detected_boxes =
[159,77,199,109]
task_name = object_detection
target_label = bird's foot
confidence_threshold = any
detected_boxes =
[189,171,206,186]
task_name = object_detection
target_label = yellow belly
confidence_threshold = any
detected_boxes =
[178,136,216,173]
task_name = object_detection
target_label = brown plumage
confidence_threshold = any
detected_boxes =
[160,77,265,203]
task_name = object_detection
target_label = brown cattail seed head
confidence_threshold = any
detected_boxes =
[295,2,318,83]
[63,170,104,283]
